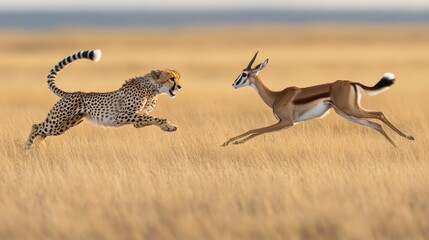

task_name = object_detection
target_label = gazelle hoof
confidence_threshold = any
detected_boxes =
[407,135,415,140]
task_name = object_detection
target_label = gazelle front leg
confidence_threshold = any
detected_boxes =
[233,121,294,145]
[222,120,293,146]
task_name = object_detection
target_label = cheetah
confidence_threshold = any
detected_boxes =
[25,49,181,149]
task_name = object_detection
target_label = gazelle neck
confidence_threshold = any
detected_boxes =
[250,76,278,108]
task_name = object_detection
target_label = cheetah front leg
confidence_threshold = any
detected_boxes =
[133,121,152,128]
[141,96,157,115]
[116,114,177,132]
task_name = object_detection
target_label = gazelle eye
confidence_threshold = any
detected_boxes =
[242,73,248,77]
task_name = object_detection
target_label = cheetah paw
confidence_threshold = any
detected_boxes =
[161,123,177,132]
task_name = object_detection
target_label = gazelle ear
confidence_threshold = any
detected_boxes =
[253,59,269,75]
[258,59,269,71]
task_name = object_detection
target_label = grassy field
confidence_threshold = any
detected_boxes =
[0,26,428,240]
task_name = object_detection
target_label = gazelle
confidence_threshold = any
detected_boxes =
[222,52,414,147]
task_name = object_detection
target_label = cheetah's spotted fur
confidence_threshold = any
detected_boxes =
[25,49,181,149]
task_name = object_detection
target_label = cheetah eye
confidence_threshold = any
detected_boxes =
[170,77,175,81]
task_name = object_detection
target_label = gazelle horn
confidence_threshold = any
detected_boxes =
[247,51,259,69]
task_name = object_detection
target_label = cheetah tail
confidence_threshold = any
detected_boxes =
[47,49,102,97]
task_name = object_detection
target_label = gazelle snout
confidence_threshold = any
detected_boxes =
[232,71,250,89]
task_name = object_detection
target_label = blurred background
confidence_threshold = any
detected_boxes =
[1,0,428,110]
[2,0,429,28]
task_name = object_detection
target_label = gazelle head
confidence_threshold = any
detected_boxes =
[232,51,269,89]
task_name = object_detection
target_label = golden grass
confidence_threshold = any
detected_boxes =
[1,26,428,240]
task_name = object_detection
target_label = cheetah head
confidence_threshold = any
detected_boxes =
[151,69,182,98]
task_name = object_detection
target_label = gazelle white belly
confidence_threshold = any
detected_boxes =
[294,100,331,122]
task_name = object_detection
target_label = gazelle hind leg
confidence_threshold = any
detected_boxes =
[326,101,397,147]
[335,103,414,141]
[357,111,414,140]
[329,82,411,145]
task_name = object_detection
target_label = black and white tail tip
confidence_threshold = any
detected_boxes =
[360,72,396,96]
[372,72,395,91]
[382,72,395,81]
[90,49,102,62]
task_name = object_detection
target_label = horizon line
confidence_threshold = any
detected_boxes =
[2,5,429,12]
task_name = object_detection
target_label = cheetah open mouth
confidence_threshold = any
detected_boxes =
[169,89,176,97]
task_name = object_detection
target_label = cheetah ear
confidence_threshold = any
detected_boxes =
[151,70,162,79]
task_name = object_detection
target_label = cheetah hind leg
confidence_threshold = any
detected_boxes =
[25,123,44,149]
[56,113,85,135]
[67,113,85,128]
[24,114,84,150]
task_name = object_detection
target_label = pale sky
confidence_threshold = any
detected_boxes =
[1,0,429,11]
